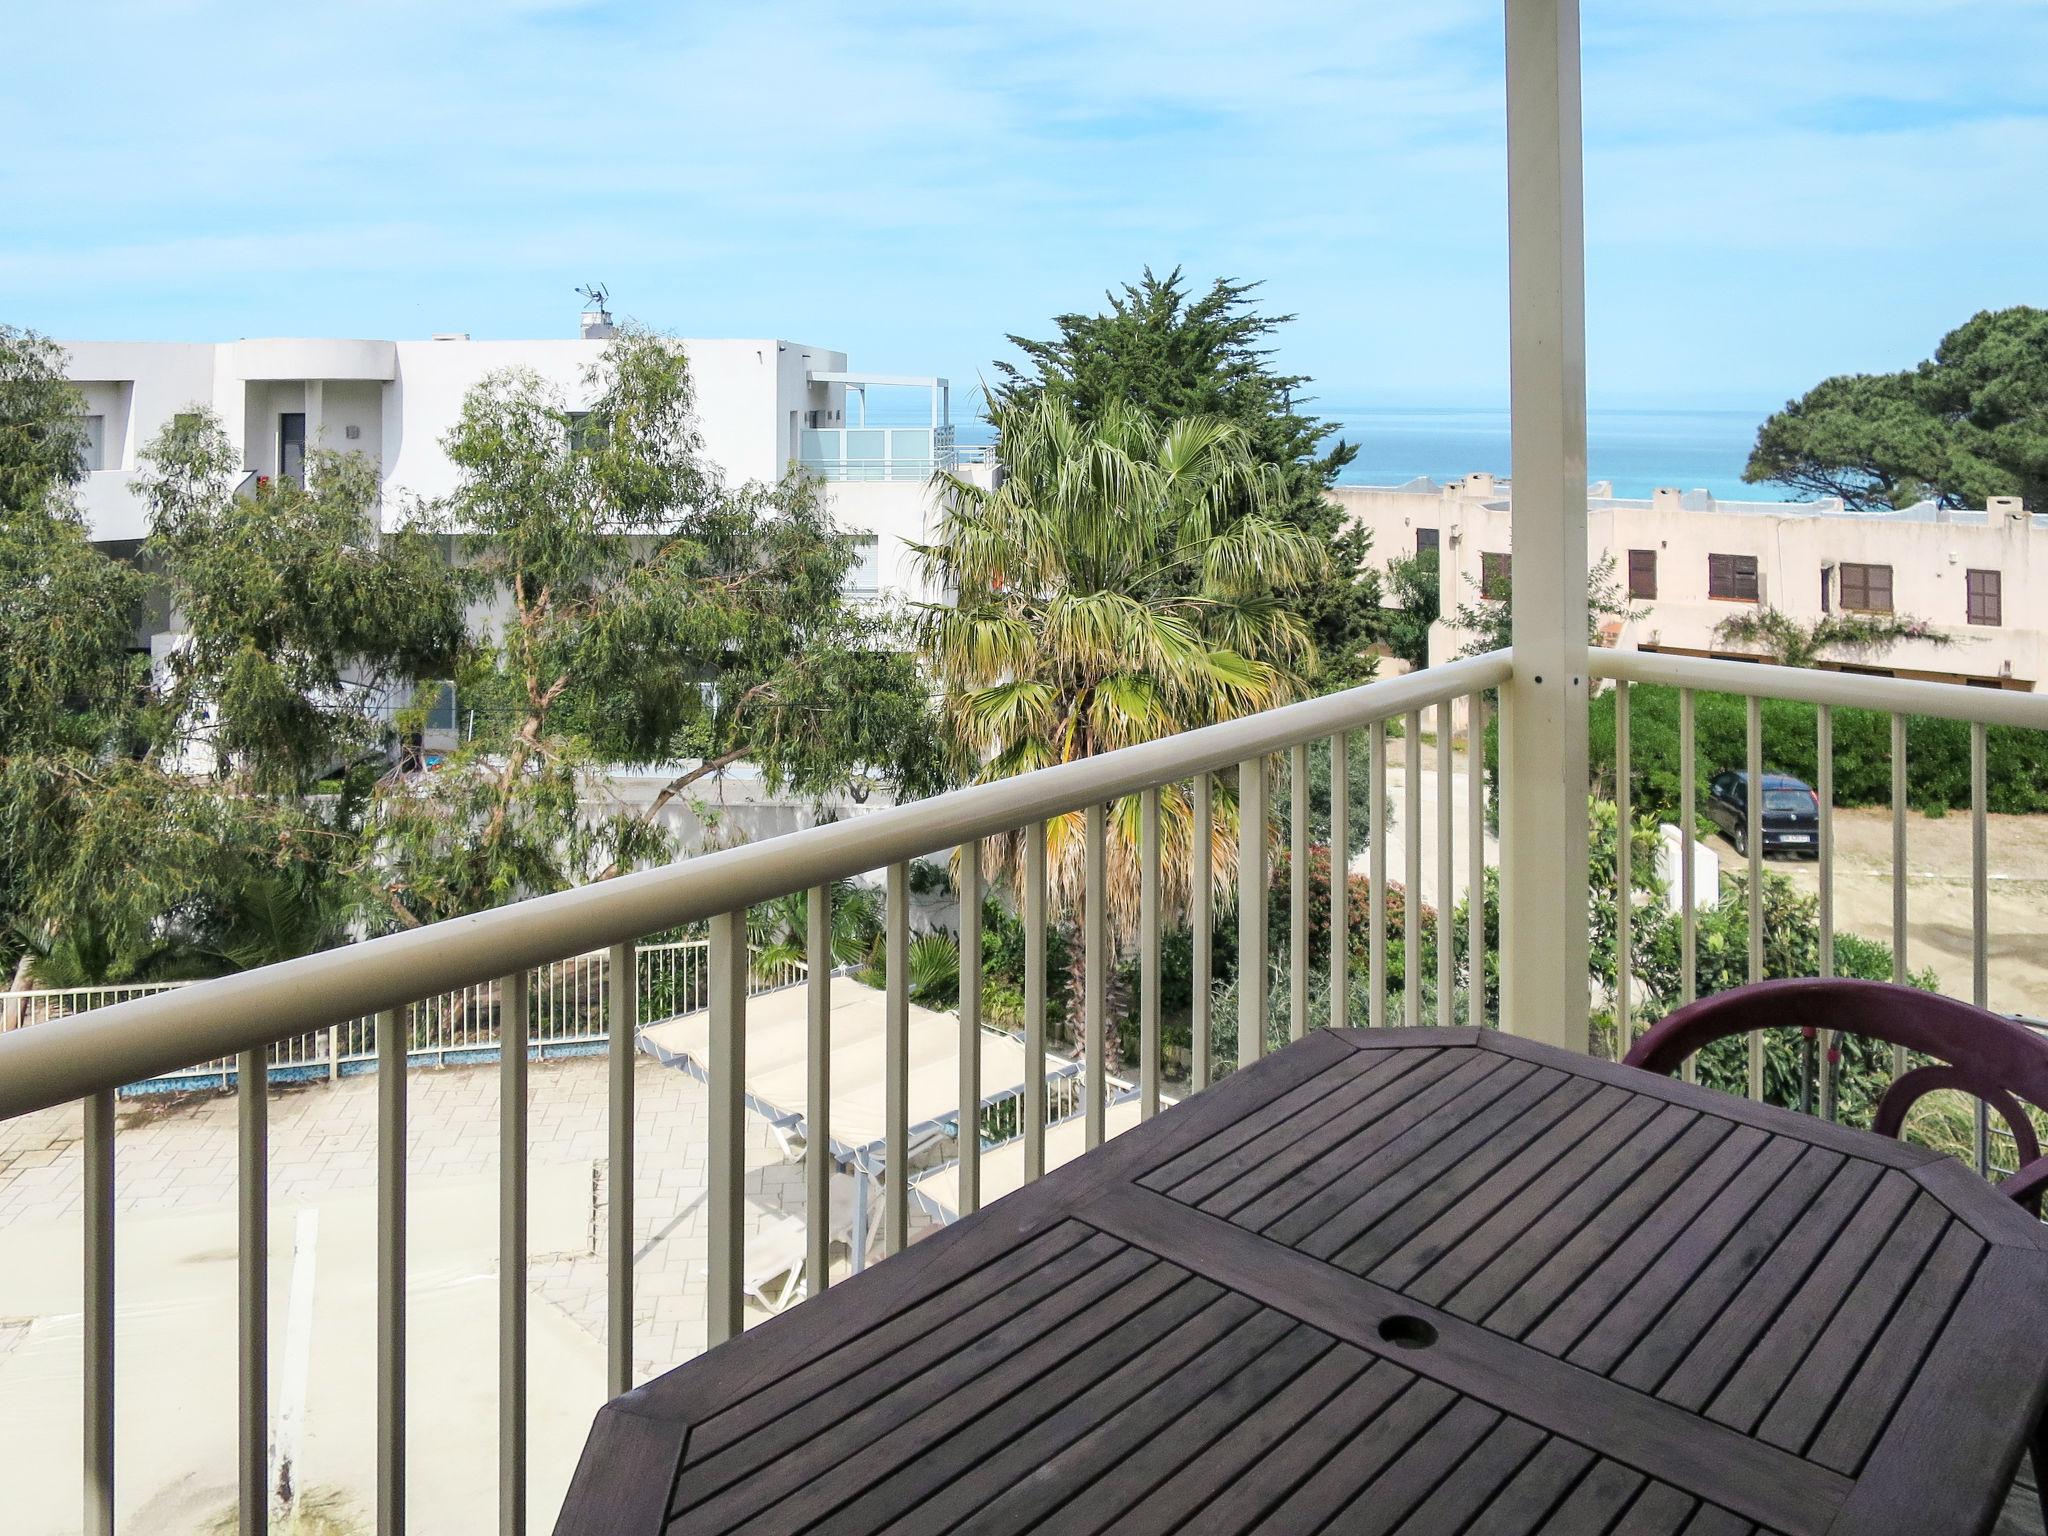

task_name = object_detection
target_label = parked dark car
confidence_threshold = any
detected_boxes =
[1705,770,1821,858]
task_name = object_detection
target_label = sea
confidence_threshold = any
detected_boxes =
[945,404,1789,503]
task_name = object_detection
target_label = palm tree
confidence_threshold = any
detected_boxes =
[912,395,1324,943]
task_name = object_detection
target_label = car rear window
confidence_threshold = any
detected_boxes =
[1764,788,1818,813]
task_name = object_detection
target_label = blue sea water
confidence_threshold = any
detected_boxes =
[1323,405,1789,502]
[940,403,1789,504]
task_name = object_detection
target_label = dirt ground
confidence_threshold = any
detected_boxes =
[1702,805,2048,1020]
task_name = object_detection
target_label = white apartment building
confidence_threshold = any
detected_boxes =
[57,317,956,604]
[1338,475,2044,690]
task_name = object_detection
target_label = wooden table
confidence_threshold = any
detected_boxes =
[556,1027,2048,1536]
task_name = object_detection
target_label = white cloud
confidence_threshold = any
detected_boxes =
[1,0,2041,402]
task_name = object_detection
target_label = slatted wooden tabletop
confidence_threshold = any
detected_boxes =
[555,1027,2048,1536]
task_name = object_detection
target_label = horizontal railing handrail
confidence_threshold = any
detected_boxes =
[0,651,1512,1119]
[1592,649,2048,731]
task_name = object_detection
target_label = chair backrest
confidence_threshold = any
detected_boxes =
[1624,978,2048,1205]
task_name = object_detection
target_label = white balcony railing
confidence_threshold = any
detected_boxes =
[3,647,2046,1534]
[0,941,804,1089]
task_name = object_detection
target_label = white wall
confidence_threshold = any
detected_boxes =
[57,334,839,538]
[1335,480,2046,687]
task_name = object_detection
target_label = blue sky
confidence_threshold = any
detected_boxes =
[3,0,2044,412]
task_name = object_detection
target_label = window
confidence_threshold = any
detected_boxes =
[1707,553,1759,602]
[1967,569,2002,627]
[1415,527,1440,555]
[278,412,306,485]
[1820,567,1831,614]
[1480,551,1511,600]
[1838,562,1892,614]
[76,414,106,471]
[1627,548,1657,599]
[843,534,881,597]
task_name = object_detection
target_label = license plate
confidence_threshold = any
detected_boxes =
[1779,834,1812,844]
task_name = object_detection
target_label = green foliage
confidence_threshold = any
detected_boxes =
[1454,553,1641,656]
[1,328,396,983]
[0,326,91,517]
[1590,683,2048,819]
[1710,606,1951,668]
[373,329,941,927]
[915,393,1319,934]
[1746,306,2048,509]
[139,416,468,791]
[0,330,145,760]
[1206,870,1433,1068]
[1380,550,1439,671]
[995,268,1384,689]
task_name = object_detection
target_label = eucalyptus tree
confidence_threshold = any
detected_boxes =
[373,328,939,927]
[0,327,150,982]
[139,415,468,791]
[913,394,1322,942]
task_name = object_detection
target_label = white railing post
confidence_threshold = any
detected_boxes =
[1500,0,1591,1051]
[84,1090,114,1536]
[707,917,745,1345]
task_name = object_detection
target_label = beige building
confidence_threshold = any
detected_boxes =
[1337,475,2042,689]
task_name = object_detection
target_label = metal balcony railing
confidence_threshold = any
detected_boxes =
[1594,649,2048,1175]
[0,941,804,1090]
[7,645,2048,1535]
[0,651,1507,1535]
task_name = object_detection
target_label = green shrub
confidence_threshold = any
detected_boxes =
[1590,683,2048,819]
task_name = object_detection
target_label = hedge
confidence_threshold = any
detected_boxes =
[1589,682,2048,821]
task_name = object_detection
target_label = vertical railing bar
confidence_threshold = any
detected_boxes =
[707,916,745,1343]
[1329,735,1349,1033]
[1890,712,1909,1083]
[1817,704,1837,1119]
[1971,720,1990,1176]
[1289,744,1309,1041]
[238,1050,268,1536]
[606,940,635,1392]
[957,844,983,1214]
[1466,694,1487,1029]
[84,1088,114,1536]
[1614,680,1631,1060]
[499,970,528,1536]
[1404,711,1423,1030]
[1238,758,1269,1063]
[1745,694,1763,1101]
[885,864,912,1248]
[1369,721,1388,1030]
[1140,788,1163,1114]
[1023,828,1048,1179]
[1678,689,1697,1085]
[1084,805,1107,1149]
[805,885,833,1295]
[1970,721,1989,1011]
[1436,701,1455,1032]
[1191,777,1214,1091]
[377,1006,406,1536]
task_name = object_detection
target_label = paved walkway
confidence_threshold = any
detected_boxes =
[0,1051,934,1535]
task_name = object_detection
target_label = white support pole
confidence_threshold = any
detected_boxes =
[1499,0,1591,1052]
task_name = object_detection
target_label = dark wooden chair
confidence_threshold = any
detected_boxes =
[1623,977,2048,1212]
[1627,977,2048,1531]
